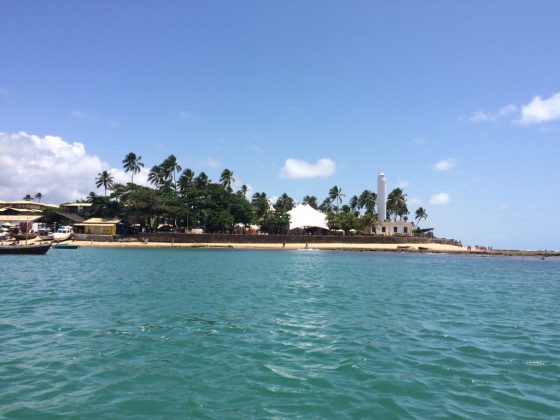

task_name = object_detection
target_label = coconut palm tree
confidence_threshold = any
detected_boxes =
[238,184,248,198]
[95,170,115,196]
[193,172,209,189]
[122,152,144,184]
[148,165,167,189]
[328,186,345,213]
[387,188,408,221]
[358,190,377,214]
[302,195,318,209]
[23,194,32,201]
[34,192,43,202]
[178,168,195,193]
[414,207,428,228]
[349,195,359,214]
[219,169,235,193]
[274,193,294,212]
[162,155,182,191]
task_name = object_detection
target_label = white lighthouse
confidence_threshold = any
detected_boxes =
[377,172,387,221]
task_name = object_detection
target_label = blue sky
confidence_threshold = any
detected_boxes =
[1,1,559,249]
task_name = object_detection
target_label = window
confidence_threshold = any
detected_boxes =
[404,227,408,233]
[393,226,398,233]
[381,227,386,233]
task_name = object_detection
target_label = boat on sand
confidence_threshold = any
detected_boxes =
[53,226,73,242]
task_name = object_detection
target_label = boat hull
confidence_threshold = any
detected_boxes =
[0,243,52,255]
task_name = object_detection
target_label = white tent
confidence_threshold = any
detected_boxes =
[288,204,329,231]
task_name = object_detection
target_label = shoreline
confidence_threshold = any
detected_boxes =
[73,240,560,258]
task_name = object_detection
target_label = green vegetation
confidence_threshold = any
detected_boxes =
[85,153,428,234]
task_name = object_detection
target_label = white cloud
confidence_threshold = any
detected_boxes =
[429,192,450,205]
[433,158,457,171]
[519,92,560,125]
[468,104,518,123]
[279,158,336,179]
[0,131,148,203]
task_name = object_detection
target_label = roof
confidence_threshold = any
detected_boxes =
[83,218,122,224]
[287,204,329,231]
[52,211,84,223]
[61,202,93,207]
[0,200,58,208]
[0,215,43,223]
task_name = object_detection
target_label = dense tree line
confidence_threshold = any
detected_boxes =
[89,152,427,234]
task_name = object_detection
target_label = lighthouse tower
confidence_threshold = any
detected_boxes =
[377,172,387,221]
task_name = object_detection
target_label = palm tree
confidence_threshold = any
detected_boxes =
[147,165,167,189]
[387,188,408,221]
[358,190,377,214]
[349,195,359,214]
[328,186,345,213]
[274,193,294,212]
[302,195,318,209]
[34,192,43,202]
[414,207,428,228]
[95,170,115,196]
[162,155,182,191]
[238,184,248,198]
[319,198,333,213]
[193,172,209,189]
[23,194,32,201]
[178,168,195,193]
[122,152,144,184]
[219,169,235,193]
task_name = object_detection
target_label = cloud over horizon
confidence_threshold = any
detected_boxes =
[0,132,147,203]
[280,158,336,179]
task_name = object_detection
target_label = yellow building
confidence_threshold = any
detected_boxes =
[76,218,123,235]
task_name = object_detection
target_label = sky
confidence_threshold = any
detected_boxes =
[1,1,559,250]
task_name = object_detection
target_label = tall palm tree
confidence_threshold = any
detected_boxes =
[387,188,408,221]
[95,170,115,196]
[302,195,318,209]
[178,168,195,193]
[122,152,144,184]
[162,155,182,191]
[148,165,167,189]
[193,172,209,189]
[349,195,359,213]
[358,190,377,214]
[219,169,235,193]
[414,207,428,228]
[328,186,345,213]
[34,192,43,202]
[274,193,294,212]
[23,194,32,201]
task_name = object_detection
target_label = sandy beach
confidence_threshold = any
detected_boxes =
[75,240,468,252]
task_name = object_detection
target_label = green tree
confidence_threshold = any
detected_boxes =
[148,165,169,189]
[414,207,428,228]
[193,172,209,190]
[386,188,409,221]
[95,170,114,196]
[251,192,270,223]
[349,195,359,214]
[328,186,345,213]
[34,192,43,202]
[358,190,377,214]
[162,154,182,191]
[122,152,144,184]
[274,193,294,212]
[178,168,195,193]
[359,212,378,235]
[302,195,318,209]
[23,194,32,201]
[237,184,248,198]
[219,169,235,193]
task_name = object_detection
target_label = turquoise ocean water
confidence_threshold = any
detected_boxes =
[1,248,559,418]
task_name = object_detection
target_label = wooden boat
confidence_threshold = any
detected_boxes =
[52,242,79,249]
[0,242,52,255]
